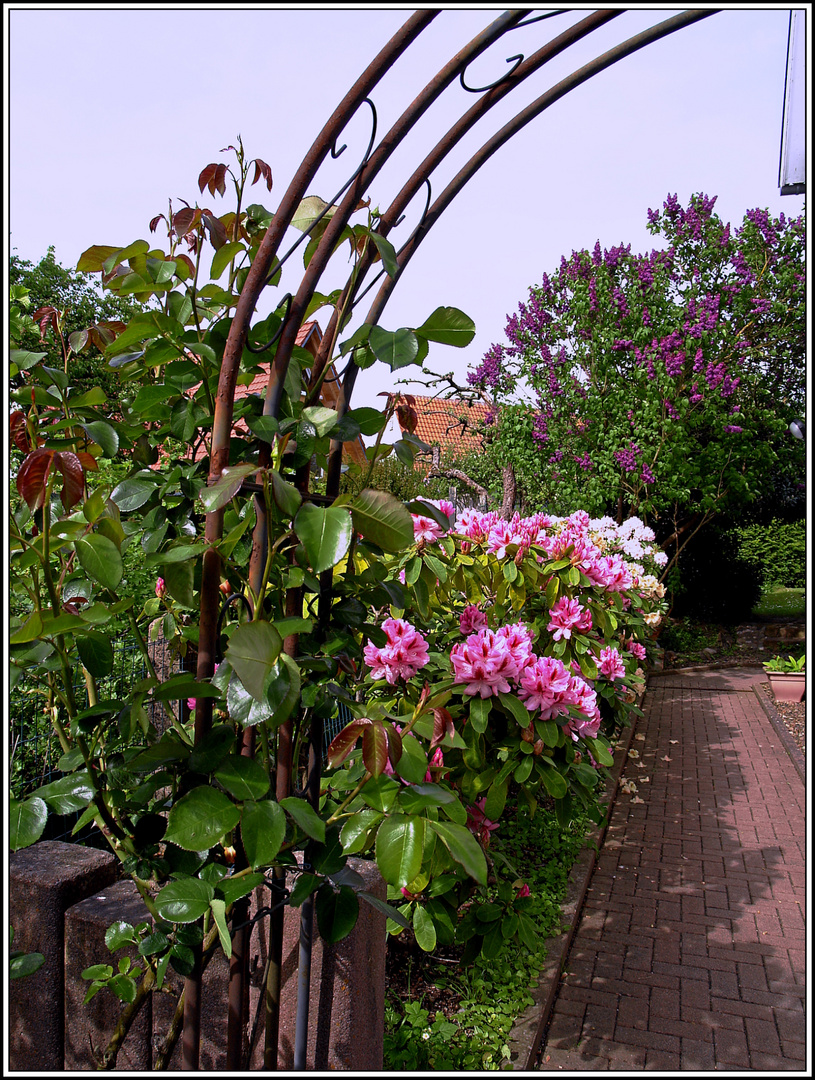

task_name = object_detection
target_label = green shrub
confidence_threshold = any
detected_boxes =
[671,527,763,623]
[733,518,806,589]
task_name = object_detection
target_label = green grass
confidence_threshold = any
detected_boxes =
[752,586,806,618]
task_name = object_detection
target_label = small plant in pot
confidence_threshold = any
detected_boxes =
[763,652,806,703]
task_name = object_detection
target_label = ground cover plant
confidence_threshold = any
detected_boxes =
[383,798,594,1070]
[752,587,806,619]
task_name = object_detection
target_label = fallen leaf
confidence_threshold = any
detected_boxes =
[661,755,671,762]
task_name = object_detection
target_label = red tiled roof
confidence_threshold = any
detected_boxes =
[400,395,489,455]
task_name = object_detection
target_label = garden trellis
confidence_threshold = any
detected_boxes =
[10,8,715,1070]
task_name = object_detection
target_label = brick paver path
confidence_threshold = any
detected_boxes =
[539,667,807,1071]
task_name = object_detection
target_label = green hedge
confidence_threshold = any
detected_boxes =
[733,519,806,589]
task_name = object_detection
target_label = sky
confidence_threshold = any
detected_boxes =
[6,5,807,415]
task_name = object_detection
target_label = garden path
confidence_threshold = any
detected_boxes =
[538,666,807,1071]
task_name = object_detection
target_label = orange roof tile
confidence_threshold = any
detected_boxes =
[400,395,489,455]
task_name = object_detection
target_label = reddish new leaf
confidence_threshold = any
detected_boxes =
[76,452,100,472]
[32,306,61,341]
[430,708,455,752]
[202,213,228,251]
[326,718,368,769]
[175,253,196,278]
[172,207,198,238]
[149,213,166,234]
[381,720,403,767]
[16,448,55,511]
[251,158,273,192]
[52,451,85,511]
[10,411,31,454]
[198,163,227,197]
[362,721,388,779]
[198,163,219,195]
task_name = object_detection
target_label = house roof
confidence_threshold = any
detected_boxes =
[400,395,489,456]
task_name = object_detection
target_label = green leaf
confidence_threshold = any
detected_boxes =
[162,787,241,851]
[369,232,400,278]
[412,903,437,952]
[188,724,236,773]
[105,921,136,952]
[396,783,456,815]
[294,503,352,573]
[316,884,359,944]
[9,797,48,851]
[428,821,487,886]
[209,897,232,958]
[340,808,382,855]
[155,878,215,924]
[582,736,614,767]
[350,489,414,552]
[263,654,301,727]
[270,470,302,518]
[414,307,476,348]
[77,244,123,272]
[199,464,258,514]
[214,755,270,801]
[81,421,119,458]
[359,774,400,813]
[74,534,123,592]
[240,800,286,869]
[216,872,265,907]
[368,326,419,371]
[210,241,246,281]
[279,796,326,843]
[76,633,114,679]
[468,696,492,734]
[10,952,45,979]
[301,406,339,437]
[498,691,532,729]
[110,477,158,512]
[375,815,425,888]
[246,415,279,444]
[536,760,568,799]
[33,772,94,815]
[394,734,428,785]
[10,348,47,372]
[225,621,283,701]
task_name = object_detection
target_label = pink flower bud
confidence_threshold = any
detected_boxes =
[155,577,166,598]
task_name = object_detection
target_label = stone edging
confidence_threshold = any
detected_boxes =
[506,702,640,1070]
[751,684,807,786]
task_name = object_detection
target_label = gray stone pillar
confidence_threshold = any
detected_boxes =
[277,859,387,1070]
[64,879,153,1070]
[9,841,118,1071]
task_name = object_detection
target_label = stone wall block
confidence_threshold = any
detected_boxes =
[63,879,153,1070]
[9,840,117,1071]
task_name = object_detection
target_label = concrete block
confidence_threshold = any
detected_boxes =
[277,858,387,1070]
[64,880,153,1070]
[9,840,117,1071]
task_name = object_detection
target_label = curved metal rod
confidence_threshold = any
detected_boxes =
[352,178,433,309]
[367,9,720,336]
[324,8,719,504]
[244,293,292,354]
[262,99,379,289]
[265,10,532,432]
[315,9,623,452]
[460,52,524,93]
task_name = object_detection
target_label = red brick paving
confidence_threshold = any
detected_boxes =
[538,668,808,1072]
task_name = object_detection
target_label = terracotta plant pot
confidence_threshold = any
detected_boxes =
[767,672,806,703]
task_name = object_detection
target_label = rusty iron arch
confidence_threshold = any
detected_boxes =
[183,8,720,1070]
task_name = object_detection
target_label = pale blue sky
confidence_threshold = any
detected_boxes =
[7,6,806,410]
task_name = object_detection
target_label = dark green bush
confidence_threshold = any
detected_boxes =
[733,519,806,589]
[671,527,763,623]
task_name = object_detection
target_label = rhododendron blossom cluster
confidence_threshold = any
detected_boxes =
[363,618,430,684]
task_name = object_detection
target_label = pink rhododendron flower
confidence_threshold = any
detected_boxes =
[425,746,444,781]
[564,677,602,740]
[598,646,626,680]
[450,628,520,698]
[454,508,499,543]
[626,640,647,661]
[187,698,197,712]
[412,514,444,544]
[363,619,430,684]
[155,577,166,598]
[466,798,499,847]
[459,605,488,636]
[516,883,531,899]
[494,622,536,671]
[547,596,592,641]
[517,655,572,714]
